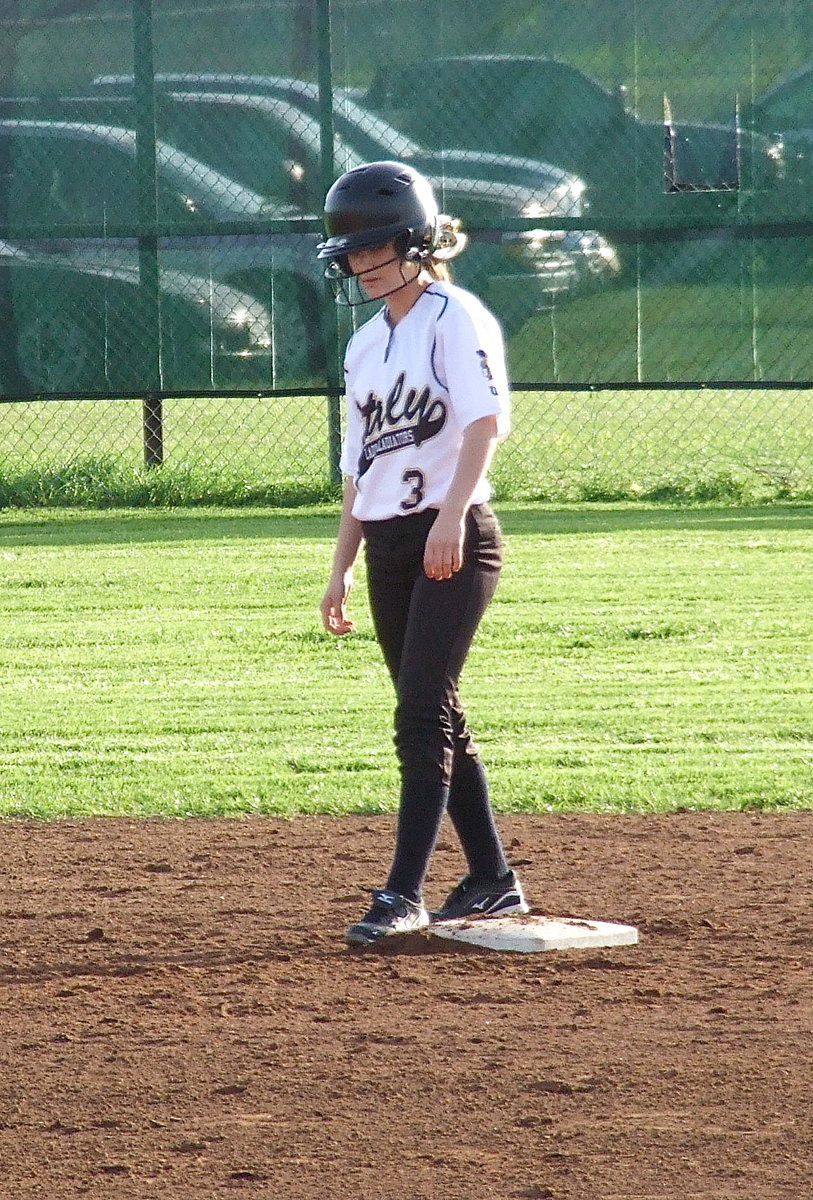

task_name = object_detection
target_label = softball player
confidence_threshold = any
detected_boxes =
[317,161,529,945]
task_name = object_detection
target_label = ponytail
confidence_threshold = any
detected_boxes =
[426,260,452,281]
[427,215,467,281]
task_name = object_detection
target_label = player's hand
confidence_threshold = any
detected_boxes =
[424,511,465,580]
[320,570,356,635]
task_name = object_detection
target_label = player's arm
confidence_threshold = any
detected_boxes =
[320,476,363,635]
[423,414,499,581]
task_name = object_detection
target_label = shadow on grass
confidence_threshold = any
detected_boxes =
[498,502,813,537]
[1,501,812,549]
[0,508,343,546]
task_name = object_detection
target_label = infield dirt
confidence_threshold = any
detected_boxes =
[0,812,810,1199]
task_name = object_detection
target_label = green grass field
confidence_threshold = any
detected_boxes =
[0,502,810,819]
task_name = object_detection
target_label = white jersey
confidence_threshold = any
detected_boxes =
[340,280,510,522]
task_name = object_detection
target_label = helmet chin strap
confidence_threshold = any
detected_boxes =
[326,254,425,308]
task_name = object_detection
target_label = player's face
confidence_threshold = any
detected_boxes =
[347,242,419,299]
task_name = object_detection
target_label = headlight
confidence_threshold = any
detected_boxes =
[766,136,785,180]
[226,306,252,327]
[519,200,553,220]
[520,180,585,220]
[553,180,585,215]
[220,304,272,352]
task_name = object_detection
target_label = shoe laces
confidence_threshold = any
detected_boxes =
[445,875,475,905]
[363,888,407,923]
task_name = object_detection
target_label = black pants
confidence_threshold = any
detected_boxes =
[362,503,509,900]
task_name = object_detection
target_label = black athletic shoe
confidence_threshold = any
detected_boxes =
[346,889,430,946]
[432,870,529,922]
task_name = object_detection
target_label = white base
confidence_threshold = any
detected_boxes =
[429,914,639,954]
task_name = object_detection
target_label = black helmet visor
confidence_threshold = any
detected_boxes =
[316,219,412,263]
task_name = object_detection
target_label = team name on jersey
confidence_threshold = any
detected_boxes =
[357,371,447,478]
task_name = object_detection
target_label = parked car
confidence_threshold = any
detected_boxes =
[363,55,788,220]
[0,235,292,395]
[0,118,326,391]
[84,73,620,329]
[91,70,608,203]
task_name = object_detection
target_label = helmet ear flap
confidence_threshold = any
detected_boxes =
[324,257,351,280]
[400,219,438,263]
[395,230,414,260]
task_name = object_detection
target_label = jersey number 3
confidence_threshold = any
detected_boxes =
[400,469,425,511]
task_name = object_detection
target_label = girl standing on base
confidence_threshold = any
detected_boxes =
[317,161,529,945]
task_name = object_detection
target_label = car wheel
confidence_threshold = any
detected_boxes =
[16,300,103,395]
[269,272,326,386]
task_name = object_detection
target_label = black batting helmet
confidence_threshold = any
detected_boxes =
[317,160,440,273]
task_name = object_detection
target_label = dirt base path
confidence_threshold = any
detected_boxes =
[0,812,810,1199]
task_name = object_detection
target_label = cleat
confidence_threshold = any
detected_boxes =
[346,889,430,946]
[432,870,529,922]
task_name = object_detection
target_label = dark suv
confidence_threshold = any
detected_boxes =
[364,55,787,222]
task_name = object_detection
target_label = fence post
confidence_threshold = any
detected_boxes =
[132,0,163,468]
[316,0,343,485]
[142,393,164,466]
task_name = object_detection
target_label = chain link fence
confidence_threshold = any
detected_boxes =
[2,0,813,502]
[3,386,811,506]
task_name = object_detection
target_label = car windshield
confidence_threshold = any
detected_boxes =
[329,91,423,158]
[124,72,424,158]
[0,118,293,221]
[155,140,301,218]
[166,91,365,175]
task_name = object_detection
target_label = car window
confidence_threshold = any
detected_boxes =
[368,58,627,166]
[153,140,285,221]
[0,122,275,232]
[158,97,312,207]
[330,94,421,159]
[161,93,361,208]
[447,59,625,131]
